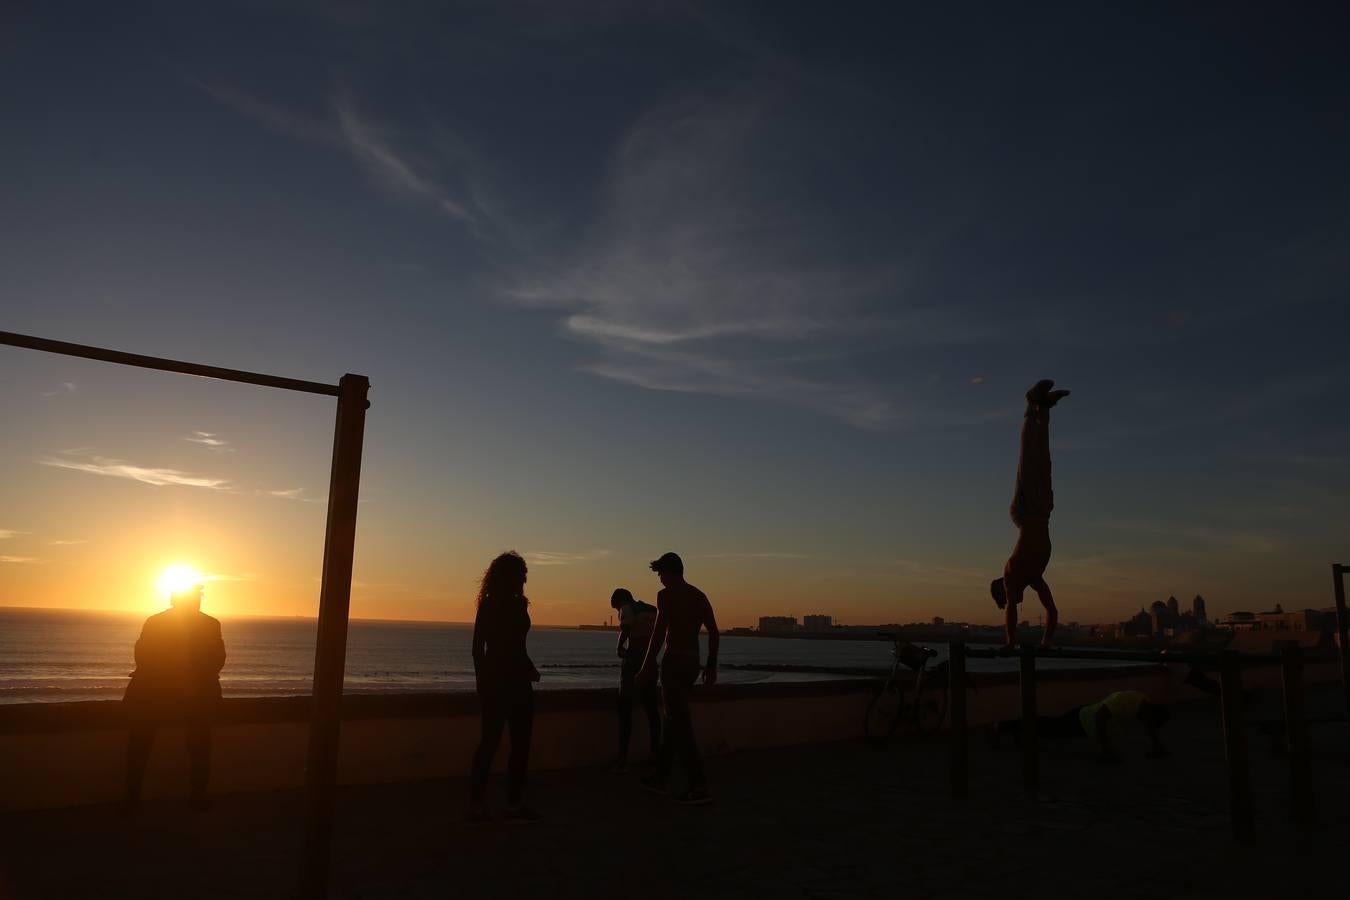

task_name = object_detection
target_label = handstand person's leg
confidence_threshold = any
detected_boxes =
[1013,404,1053,527]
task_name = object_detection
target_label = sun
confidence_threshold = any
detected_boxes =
[156,563,204,598]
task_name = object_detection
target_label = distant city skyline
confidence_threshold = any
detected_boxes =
[2,3,1347,626]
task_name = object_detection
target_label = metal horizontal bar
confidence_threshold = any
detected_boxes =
[0,330,342,397]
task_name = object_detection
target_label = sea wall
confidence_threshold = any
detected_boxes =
[0,661,1340,811]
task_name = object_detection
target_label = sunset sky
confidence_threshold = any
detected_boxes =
[2,2,1347,627]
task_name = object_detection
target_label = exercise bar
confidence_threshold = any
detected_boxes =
[0,330,341,397]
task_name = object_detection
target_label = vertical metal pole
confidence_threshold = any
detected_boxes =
[1280,645,1314,832]
[1019,645,1039,793]
[1333,564,1349,718]
[300,374,370,900]
[1219,651,1254,843]
[948,641,968,799]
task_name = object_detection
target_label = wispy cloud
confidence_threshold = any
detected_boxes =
[0,530,24,540]
[184,431,233,452]
[48,539,88,546]
[523,549,612,566]
[40,455,231,490]
[332,94,479,226]
[196,80,341,147]
[1102,519,1281,555]
[263,487,320,503]
[0,556,39,564]
[201,572,252,583]
[704,552,811,560]
[505,82,976,429]
[41,381,77,398]
[199,80,483,229]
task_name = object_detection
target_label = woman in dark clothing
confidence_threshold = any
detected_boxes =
[469,551,540,822]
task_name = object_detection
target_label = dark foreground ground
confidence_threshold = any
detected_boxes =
[2,690,1348,900]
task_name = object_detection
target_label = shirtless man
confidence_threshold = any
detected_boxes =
[991,379,1070,650]
[636,551,719,805]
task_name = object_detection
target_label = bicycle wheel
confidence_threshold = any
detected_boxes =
[913,668,949,734]
[864,679,904,746]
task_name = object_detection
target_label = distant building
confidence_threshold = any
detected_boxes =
[932,616,945,626]
[758,616,797,634]
[802,614,833,632]
[1256,608,1330,632]
[1225,611,1257,631]
[1166,595,1180,616]
[1192,595,1208,623]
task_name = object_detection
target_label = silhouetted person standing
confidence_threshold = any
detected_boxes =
[469,551,540,823]
[610,588,661,770]
[122,584,226,811]
[637,552,719,805]
[991,379,1070,650]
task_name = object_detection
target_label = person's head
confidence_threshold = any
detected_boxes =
[478,551,528,608]
[170,584,203,613]
[649,551,684,587]
[989,578,1006,607]
[1137,700,1170,731]
[610,588,635,611]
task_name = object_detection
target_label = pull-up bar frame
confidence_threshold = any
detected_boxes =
[947,639,1322,842]
[1,330,366,899]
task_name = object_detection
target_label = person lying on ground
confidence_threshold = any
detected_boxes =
[989,689,1170,764]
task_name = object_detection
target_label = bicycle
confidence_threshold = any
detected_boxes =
[863,633,949,746]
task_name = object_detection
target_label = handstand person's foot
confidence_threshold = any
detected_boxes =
[1026,379,1070,409]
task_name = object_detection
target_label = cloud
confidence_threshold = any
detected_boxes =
[0,556,39,564]
[196,80,342,148]
[504,82,977,429]
[523,549,612,566]
[1103,520,1281,555]
[704,552,811,560]
[263,487,321,503]
[201,572,252,583]
[184,431,233,452]
[333,94,479,226]
[48,539,88,546]
[41,382,77,398]
[199,80,483,229]
[0,530,24,540]
[40,455,231,490]
[970,376,986,385]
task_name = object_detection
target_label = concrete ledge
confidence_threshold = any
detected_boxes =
[1,662,1340,812]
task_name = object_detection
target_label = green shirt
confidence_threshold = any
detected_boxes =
[1079,690,1146,739]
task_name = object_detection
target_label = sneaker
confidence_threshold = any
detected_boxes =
[674,786,713,806]
[640,775,668,796]
[504,804,540,824]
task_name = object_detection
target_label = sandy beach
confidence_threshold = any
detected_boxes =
[2,685,1346,899]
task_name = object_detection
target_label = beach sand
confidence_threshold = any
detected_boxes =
[1,689,1346,899]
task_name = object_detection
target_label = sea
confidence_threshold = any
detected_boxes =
[0,606,1133,704]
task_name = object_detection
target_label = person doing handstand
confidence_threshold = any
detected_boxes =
[992,379,1070,650]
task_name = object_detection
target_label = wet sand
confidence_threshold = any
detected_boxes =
[1,690,1346,899]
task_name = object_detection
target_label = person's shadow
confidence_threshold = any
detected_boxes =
[121,584,226,811]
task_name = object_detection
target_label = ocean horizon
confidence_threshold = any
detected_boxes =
[0,605,1137,704]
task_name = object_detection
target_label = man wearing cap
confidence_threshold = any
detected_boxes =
[636,551,719,805]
